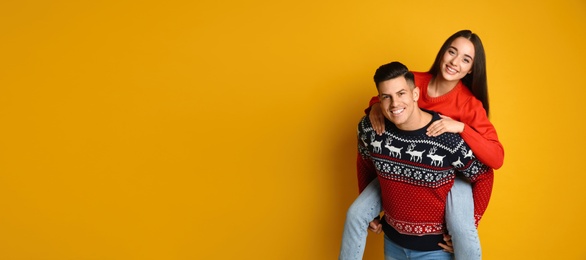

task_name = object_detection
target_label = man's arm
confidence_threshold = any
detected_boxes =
[470,170,494,224]
[455,146,494,225]
[356,119,377,192]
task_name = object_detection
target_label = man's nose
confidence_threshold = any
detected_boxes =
[391,98,400,106]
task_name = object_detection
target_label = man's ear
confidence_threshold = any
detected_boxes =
[413,87,420,102]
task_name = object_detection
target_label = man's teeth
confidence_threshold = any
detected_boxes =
[391,108,404,114]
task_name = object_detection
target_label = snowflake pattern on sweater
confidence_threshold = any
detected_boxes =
[357,111,491,236]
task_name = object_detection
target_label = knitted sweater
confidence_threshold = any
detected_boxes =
[357,111,493,250]
[367,71,504,170]
[365,71,502,221]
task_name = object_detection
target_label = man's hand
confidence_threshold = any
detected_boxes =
[438,234,454,253]
[369,103,385,135]
[368,218,382,234]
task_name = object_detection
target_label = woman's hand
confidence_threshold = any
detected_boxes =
[438,233,454,253]
[369,102,386,135]
[426,115,465,137]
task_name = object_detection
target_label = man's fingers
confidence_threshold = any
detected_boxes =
[368,221,382,234]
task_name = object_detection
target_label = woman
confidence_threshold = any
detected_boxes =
[339,30,504,260]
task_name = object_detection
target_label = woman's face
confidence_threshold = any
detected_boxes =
[439,37,475,82]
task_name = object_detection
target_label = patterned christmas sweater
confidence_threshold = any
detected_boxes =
[366,71,504,170]
[356,110,493,244]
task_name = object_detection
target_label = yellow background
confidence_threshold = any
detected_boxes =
[1,0,585,259]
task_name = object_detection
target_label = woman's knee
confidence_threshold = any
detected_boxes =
[346,200,368,222]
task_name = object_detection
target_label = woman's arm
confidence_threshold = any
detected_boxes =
[365,96,380,114]
[425,111,504,169]
[458,99,504,170]
[365,96,386,136]
[366,94,504,169]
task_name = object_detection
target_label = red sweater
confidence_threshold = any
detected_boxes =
[357,112,493,240]
[368,71,504,169]
[364,71,504,223]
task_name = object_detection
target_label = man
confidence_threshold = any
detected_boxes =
[356,61,492,259]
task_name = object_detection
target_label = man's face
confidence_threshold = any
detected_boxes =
[378,77,419,130]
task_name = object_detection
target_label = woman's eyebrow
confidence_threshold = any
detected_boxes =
[450,46,474,61]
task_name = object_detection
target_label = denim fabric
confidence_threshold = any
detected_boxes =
[445,177,481,260]
[339,178,382,260]
[339,177,481,260]
[384,235,453,260]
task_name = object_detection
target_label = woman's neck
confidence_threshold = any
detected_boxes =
[427,76,458,98]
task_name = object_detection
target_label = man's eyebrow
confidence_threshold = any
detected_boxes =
[380,90,407,96]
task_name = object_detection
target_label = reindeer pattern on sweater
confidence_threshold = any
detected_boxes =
[356,110,491,236]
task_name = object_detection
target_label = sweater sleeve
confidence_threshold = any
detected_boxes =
[459,98,505,170]
[364,95,380,115]
[470,170,494,225]
[357,152,377,193]
[454,150,494,226]
[356,121,377,193]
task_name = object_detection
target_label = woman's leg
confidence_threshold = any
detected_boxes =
[445,177,481,260]
[339,178,383,260]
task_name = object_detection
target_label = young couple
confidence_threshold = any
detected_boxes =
[340,30,504,260]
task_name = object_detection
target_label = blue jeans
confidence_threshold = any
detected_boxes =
[339,178,480,260]
[384,235,453,260]
[339,179,383,260]
[445,177,482,260]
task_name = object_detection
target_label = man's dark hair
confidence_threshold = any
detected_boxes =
[373,61,415,88]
